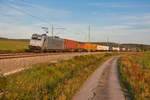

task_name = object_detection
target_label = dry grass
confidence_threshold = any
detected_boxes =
[118,52,150,100]
[0,53,118,100]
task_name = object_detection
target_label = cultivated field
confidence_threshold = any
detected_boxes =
[118,52,150,100]
[0,39,29,53]
[0,53,118,100]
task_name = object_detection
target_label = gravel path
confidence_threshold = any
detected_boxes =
[72,56,125,100]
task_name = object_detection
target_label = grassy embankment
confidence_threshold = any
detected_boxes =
[0,39,29,53]
[0,53,119,100]
[118,52,150,100]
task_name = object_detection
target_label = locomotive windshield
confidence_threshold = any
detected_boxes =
[32,34,42,40]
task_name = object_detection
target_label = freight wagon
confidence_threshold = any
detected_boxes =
[77,42,85,51]
[91,44,97,51]
[64,39,77,51]
[120,48,126,52]
[97,45,109,51]
[84,43,92,51]
[112,47,120,51]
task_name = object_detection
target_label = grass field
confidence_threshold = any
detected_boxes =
[0,53,118,100]
[0,39,29,53]
[118,52,150,100]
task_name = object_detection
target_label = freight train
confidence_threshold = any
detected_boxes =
[29,34,129,52]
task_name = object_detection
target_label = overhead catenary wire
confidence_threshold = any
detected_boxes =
[4,0,88,38]
[5,0,68,29]
[2,2,50,24]
[0,0,54,36]
[3,0,71,36]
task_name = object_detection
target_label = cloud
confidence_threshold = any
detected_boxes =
[0,21,88,41]
[0,1,71,23]
[92,25,150,44]
[102,25,131,30]
[22,3,71,19]
[88,2,129,8]
[0,22,38,39]
[18,2,71,18]
[49,23,89,42]
[122,14,150,29]
[88,2,150,8]
[0,19,150,44]
[89,13,150,43]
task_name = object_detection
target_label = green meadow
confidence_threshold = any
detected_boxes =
[0,39,29,53]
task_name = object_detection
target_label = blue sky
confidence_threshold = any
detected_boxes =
[0,0,150,44]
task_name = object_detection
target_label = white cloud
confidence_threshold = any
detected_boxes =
[102,25,130,30]
[88,2,150,8]
[0,22,42,39]
[0,20,150,44]
[23,4,71,19]
[0,2,71,23]
[15,2,71,18]
[88,2,129,8]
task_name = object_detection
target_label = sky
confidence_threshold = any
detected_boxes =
[0,0,150,44]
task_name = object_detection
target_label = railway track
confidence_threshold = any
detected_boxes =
[0,52,66,60]
[0,52,98,60]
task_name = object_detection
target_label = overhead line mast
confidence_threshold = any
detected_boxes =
[88,25,90,42]
[50,24,65,37]
[51,24,54,37]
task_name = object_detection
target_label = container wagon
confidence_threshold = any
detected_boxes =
[84,43,92,51]
[120,48,126,52]
[91,44,97,51]
[112,47,120,51]
[77,42,85,51]
[64,39,77,51]
[97,45,109,51]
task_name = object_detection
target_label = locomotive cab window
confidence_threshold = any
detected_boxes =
[32,36,37,40]
[37,36,42,40]
[32,35,42,40]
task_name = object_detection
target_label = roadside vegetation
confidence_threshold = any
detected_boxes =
[0,39,29,53]
[118,52,150,100]
[0,53,118,100]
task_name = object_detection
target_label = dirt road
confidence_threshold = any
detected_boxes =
[72,56,125,100]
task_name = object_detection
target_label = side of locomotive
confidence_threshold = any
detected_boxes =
[43,36,64,51]
[29,34,65,52]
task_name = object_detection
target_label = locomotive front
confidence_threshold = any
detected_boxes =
[29,34,46,51]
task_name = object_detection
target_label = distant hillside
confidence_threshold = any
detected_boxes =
[0,37,30,42]
[122,43,150,51]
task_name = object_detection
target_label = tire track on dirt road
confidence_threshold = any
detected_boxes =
[72,56,125,100]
